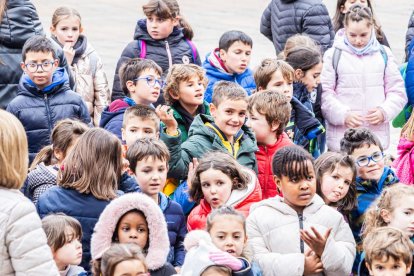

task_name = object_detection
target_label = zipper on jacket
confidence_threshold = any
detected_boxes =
[165,40,173,68]
[298,213,304,253]
[44,94,53,133]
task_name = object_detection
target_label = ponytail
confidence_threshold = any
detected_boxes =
[29,145,55,171]
[178,16,194,40]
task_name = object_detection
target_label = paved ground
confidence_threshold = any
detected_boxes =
[32,0,414,154]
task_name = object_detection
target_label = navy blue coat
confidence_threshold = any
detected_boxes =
[99,105,127,140]
[6,68,91,162]
[37,187,112,271]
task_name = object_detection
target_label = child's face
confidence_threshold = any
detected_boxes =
[21,51,58,90]
[274,161,316,213]
[341,0,369,14]
[264,69,293,100]
[351,144,384,181]
[50,16,82,47]
[219,41,252,74]
[174,75,205,111]
[320,165,353,204]
[210,99,247,143]
[113,259,148,276]
[53,228,82,269]
[202,266,231,276]
[200,168,233,209]
[383,196,414,237]
[209,215,246,257]
[146,14,178,40]
[122,117,159,147]
[117,211,149,249]
[247,107,278,145]
[127,69,161,106]
[133,156,167,198]
[345,20,373,49]
[367,257,411,276]
[296,62,322,92]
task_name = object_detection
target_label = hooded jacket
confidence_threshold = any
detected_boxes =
[6,68,91,162]
[406,11,414,61]
[187,168,262,231]
[99,98,132,140]
[161,114,258,180]
[260,0,334,54]
[202,49,256,103]
[91,193,176,275]
[111,19,201,101]
[321,29,407,152]
[246,194,355,276]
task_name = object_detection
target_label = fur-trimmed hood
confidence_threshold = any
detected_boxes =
[90,193,170,270]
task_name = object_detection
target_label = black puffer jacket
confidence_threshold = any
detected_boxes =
[260,0,334,53]
[0,0,74,109]
[111,19,201,101]
[406,10,414,61]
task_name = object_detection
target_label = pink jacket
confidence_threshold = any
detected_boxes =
[393,138,414,185]
[321,30,407,152]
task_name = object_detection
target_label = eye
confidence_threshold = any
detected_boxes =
[307,175,314,181]
[217,235,225,240]
[216,181,224,186]
[290,177,298,183]
[344,180,351,186]
[333,175,339,180]
[122,226,130,232]
[201,183,210,188]
[226,110,232,115]
[138,227,147,233]
[144,129,153,133]
[392,265,401,270]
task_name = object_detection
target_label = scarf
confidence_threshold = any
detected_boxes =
[51,34,88,65]
[173,101,206,132]
[344,28,380,56]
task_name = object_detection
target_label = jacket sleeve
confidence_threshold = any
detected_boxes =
[321,48,350,126]
[92,54,111,126]
[260,3,273,42]
[7,199,59,275]
[78,98,93,126]
[246,212,305,275]
[405,11,414,61]
[232,258,254,276]
[302,5,335,53]
[381,47,408,122]
[173,208,187,267]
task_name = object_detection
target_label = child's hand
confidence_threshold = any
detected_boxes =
[155,105,178,135]
[345,112,364,128]
[365,108,385,125]
[187,157,199,190]
[304,249,323,275]
[300,226,332,257]
[63,43,75,65]
[209,251,243,271]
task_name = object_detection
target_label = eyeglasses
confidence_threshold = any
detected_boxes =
[355,151,384,167]
[134,76,165,88]
[24,60,55,73]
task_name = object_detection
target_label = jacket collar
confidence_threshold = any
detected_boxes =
[19,67,70,96]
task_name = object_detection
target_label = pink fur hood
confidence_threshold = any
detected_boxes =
[90,193,170,270]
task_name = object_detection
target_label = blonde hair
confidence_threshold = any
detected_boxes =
[0,110,28,189]
[254,58,294,90]
[363,227,414,267]
[362,184,414,238]
[282,34,321,59]
[401,111,414,140]
[51,6,82,29]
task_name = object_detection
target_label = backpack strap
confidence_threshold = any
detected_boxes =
[332,48,342,83]
[137,40,147,59]
[379,45,388,74]
[185,39,197,62]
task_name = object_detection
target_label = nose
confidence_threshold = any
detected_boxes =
[337,182,344,189]
[129,230,138,239]
[75,239,82,248]
[210,186,217,194]
[300,180,311,190]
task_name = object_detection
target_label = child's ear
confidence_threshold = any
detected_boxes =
[271,122,280,132]
[209,103,217,117]
[53,59,59,68]
[54,148,64,162]
[170,91,180,101]
[294,69,304,80]
[121,128,126,141]
[257,86,264,92]
[366,262,373,275]
[126,80,136,94]
[50,26,56,34]
[340,5,346,14]
[20,62,26,72]
[406,263,412,274]
[172,17,179,27]
[80,26,84,34]
[219,49,227,62]
[274,176,282,191]
[379,209,391,224]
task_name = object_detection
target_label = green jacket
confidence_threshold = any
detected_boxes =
[161,114,258,180]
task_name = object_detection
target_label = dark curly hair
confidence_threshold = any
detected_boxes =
[340,128,383,155]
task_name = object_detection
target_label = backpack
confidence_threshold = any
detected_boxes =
[137,39,198,62]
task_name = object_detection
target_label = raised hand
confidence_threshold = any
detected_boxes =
[300,226,332,257]
[155,105,178,135]
[187,157,199,190]
[63,43,75,65]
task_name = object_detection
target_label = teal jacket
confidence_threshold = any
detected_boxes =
[161,114,258,180]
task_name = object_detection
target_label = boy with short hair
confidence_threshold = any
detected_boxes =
[247,90,292,199]
[6,35,91,162]
[159,80,258,180]
[203,30,256,103]
[126,138,187,270]
[100,58,162,140]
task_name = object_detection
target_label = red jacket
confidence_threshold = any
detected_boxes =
[187,169,262,231]
[256,133,293,199]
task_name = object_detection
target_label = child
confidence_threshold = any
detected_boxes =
[37,128,121,270]
[360,184,414,275]
[91,192,176,276]
[50,7,111,126]
[26,119,88,204]
[111,0,201,101]
[246,145,355,275]
[260,0,334,53]
[0,109,58,275]
[100,58,162,140]
[203,30,255,103]
[187,151,262,231]
[94,243,149,276]
[42,213,86,276]
[314,152,357,221]
[6,35,91,162]
[321,4,407,152]
[363,227,413,276]
[393,111,414,185]
[206,206,262,276]
[333,0,390,47]
[160,81,258,181]
[126,138,187,269]
[247,90,292,199]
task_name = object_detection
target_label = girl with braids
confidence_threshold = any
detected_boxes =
[247,145,355,276]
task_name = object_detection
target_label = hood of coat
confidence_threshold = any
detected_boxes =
[18,67,70,97]
[90,193,170,270]
[226,168,261,207]
[133,18,184,45]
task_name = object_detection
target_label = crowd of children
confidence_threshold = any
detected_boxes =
[1,0,414,275]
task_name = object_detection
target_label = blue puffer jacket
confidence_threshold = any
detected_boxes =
[159,193,187,267]
[99,106,128,141]
[6,68,91,162]
[203,50,256,103]
[36,187,113,271]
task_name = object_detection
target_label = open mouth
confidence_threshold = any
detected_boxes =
[226,249,236,255]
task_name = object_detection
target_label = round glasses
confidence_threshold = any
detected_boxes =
[134,76,165,88]
[355,151,384,167]
[24,60,55,73]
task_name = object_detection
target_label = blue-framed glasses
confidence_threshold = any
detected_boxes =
[24,60,55,73]
[355,151,384,167]
[134,76,165,88]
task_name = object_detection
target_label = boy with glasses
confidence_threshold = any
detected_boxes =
[100,58,163,140]
[6,35,91,163]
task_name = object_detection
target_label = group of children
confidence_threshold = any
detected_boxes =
[1,0,414,275]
